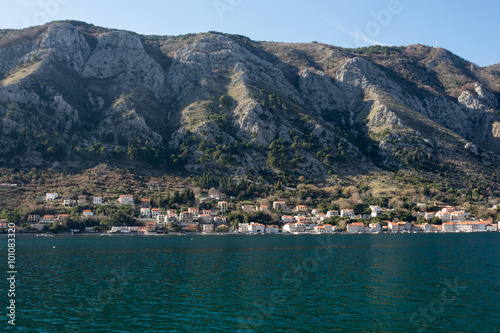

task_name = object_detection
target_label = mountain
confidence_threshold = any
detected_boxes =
[0,21,499,190]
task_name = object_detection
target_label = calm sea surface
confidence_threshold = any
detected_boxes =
[2,233,499,332]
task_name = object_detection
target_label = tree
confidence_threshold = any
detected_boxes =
[218,95,231,109]
[169,222,181,232]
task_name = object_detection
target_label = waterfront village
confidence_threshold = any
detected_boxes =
[1,181,499,235]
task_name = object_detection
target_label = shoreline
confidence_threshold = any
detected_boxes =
[1,231,499,237]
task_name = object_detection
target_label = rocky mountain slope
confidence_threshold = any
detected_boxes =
[0,21,499,186]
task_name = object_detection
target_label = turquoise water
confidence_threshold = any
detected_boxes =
[2,233,500,332]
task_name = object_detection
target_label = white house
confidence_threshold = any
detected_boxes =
[249,223,265,233]
[341,209,355,218]
[370,206,382,217]
[347,222,365,233]
[442,221,489,233]
[294,222,306,233]
[242,205,254,212]
[314,225,326,233]
[140,208,151,218]
[281,216,294,224]
[202,224,214,233]
[327,211,339,217]
[388,221,412,233]
[46,193,58,201]
[151,208,161,219]
[265,225,279,234]
[314,224,334,233]
[63,199,75,207]
[93,197,103,205]
[238,223,250,233]
[283,223,295,233]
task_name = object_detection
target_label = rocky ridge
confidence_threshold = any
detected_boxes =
[0,21,499,184]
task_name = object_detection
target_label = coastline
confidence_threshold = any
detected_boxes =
[1,230,499,237]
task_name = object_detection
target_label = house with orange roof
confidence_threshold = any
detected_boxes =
[282,223,295,233]
[199,214,212,223]
[179,212,194,226]
[388,221,411,233]
[82,210,93,217]
[265,225,279,234]
[294,205,309,215]
[294,216,311,225]
[218,201,228,212]
[273,201,287,211]
[151,208,161,219]
[185,224,199,232]
[141,199,151,208]
[188,207,200,216]
[314,225,326,233]
[442,221,490,233]
[347,222,365,233]
[145,222,156,232]
[202,209,213,216]
[249,223,265,233]
[341,209,355,218]
[40,215,56,223]
[202,224,214,233]
[259,205,269,212]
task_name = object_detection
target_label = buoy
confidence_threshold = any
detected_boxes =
[53,246,55,248]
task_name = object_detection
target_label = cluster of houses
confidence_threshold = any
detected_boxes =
[17,192,499,234]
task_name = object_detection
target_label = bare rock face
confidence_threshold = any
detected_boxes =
[37,23,91,72]
[474,83,498,108]
[167,34,299,100]
[298,68,346,113]
[459,90,490,112]
[336,57,400,94]
[83,31,165,99]
[421,96,473,136]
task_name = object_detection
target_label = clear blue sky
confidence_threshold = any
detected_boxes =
[2,0,499,66]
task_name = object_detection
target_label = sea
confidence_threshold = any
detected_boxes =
[2,232,499,332]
